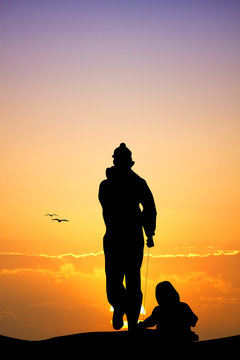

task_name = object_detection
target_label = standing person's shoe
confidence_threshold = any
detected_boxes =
[112,308,124,330]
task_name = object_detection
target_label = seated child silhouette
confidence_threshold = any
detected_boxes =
[139,281,199,342]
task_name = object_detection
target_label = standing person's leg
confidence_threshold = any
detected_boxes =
[125,247,143,331]
[104,247,127,330]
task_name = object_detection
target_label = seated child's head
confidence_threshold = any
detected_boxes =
[156,281,180,306]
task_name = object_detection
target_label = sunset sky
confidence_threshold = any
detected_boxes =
[1,0,240,340]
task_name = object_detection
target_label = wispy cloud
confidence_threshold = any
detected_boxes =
[148,270,233,291]
[149,249,240,258]
[0,263,104,279]
[0,251,104,259]
[0,267,56,275]
[0,249,239,259]
[200,296,240,304]
[33,301,100,308]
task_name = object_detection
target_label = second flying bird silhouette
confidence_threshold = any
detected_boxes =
[51,218,69,223]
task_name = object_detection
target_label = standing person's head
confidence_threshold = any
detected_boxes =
[112,143,135,169]
[155,281,180,306]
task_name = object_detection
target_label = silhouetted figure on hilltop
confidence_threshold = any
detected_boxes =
[138,281,199,342]
[99,143,157,331]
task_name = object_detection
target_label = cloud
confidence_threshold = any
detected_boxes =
[149,271,233,294]
[149,249,240,258]
[0,249,239,260]
[0,267,55,275]
[0,249,238,286]
[200,296,240,304]
[0,251,104,259]
[183,271,232,293]
[33,301,100,309]
[0,252,105,279]
[0,263,104,281]
[57,263,104,279]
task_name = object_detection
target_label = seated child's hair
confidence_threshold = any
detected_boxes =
[155,281,180,305]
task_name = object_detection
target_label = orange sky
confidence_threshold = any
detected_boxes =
[1,0,239,340]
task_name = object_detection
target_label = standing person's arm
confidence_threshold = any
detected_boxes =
[140,181,157,247]
[99,180,112,228]
[138,307,159,329]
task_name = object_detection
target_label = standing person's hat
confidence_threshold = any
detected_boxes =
[112,143,135,167]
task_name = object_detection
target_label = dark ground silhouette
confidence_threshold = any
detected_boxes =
[1,332,239,358]
[99,143,156,331]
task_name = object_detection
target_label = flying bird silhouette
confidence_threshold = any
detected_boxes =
[45,214,58,217]
[51,218,69,223]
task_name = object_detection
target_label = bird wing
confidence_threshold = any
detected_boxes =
[51,218,59,221]
[62,219,69,222]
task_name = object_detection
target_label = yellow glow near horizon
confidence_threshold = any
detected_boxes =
[110,305,146,329]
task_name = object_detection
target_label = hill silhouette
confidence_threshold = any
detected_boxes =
[1,331,239,358]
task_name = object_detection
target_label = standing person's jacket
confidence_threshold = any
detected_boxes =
[99,166,157,247]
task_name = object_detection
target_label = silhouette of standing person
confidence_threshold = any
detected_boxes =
[99,143,157,331]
